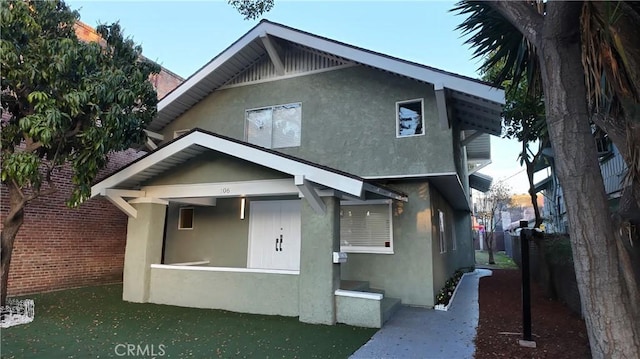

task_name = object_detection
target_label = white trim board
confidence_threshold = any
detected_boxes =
[334,289,383,301]
[158,21,504,111]
[150,264,299,276]
[91,131,365,199]
[151,20,504,132]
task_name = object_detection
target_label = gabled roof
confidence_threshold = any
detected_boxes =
[148,20,504,135]
[91,129,407,202]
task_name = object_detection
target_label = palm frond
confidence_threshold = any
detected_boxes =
[451,0,542,94]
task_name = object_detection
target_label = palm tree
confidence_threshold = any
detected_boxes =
[452,1,640,357]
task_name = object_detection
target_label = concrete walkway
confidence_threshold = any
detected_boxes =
[350,269,492,359]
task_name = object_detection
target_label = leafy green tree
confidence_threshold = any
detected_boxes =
[482,62,547,228]
[453,1,640,356]
[0,0,159,305]
[228,0,274,20]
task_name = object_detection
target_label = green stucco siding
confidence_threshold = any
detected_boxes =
[340,181,434,306]
[123,202,167,303]
[430,185,465,304]
[144,153,289,187]
[298,197,340,325]
[336,295,383,328]
[148,267,299,316]
[161,66,455,177]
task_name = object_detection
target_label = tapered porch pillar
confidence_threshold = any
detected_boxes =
[299,197,340,324]
[122,198,167,303]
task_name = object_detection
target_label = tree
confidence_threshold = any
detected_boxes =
[453,1,640,357]
[482,61,547,228]
[1,0,160,306]
[476,181,512,265]
[228,0,274,20]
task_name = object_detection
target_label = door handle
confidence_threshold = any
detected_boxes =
[275,237,280,251]
[279,234,283,251]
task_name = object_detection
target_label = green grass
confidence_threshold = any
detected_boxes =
[475,250,518,269]
[1,284,376,358]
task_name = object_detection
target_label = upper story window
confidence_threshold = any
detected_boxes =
[396,99,424,138]
[245,103,302,148]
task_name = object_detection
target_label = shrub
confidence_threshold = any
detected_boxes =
[436,270,465,306]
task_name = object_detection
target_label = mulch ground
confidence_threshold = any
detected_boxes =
[475,269,591,359]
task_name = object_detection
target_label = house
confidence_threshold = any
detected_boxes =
[91,20,504,328]
[0,21,183,297]
[534,129,627,233]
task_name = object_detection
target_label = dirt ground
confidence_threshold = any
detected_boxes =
[474,269,591,359]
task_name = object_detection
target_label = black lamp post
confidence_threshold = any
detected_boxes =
[519,220,536,348]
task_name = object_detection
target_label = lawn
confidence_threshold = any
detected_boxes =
[475,250,518,269]
[1,284,376,358]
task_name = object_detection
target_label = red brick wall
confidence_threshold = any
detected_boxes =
[1,150,145,296]
[1,22,182,297]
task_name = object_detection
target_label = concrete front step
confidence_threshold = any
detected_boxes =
[340,280,369,292]
[382,297,402,323]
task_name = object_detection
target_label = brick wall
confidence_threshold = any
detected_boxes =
[74,20,184,100]
[0,22,183,296]
[1,150,145,296]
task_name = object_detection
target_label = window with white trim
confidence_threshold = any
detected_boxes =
[340,200,393,254]
[396,99,424,137]
[438,210,446,253]
[178,207,194,230]
[245,103,301,148]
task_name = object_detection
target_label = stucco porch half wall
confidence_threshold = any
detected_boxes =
[91,129,407,325]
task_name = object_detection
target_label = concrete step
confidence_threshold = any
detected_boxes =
[340,280,370,292]
[382,297,402,324]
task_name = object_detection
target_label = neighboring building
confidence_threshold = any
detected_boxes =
[91,20,504,328]
[535,130,627,233]
[0,21,183,297]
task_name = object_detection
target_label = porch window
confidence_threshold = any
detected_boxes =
[438,210,446,253]
[179,207,194,230]
[396,99,424,137]
[340,200,393,254]
[245,103,301,149]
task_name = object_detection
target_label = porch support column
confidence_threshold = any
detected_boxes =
[299,197,340,325]
[122,199,168,303]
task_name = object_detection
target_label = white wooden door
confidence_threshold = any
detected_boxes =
[248,200,301,271]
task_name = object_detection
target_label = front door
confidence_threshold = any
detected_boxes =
[248,200,301,271]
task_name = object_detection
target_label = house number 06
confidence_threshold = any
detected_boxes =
[221,188,231,194]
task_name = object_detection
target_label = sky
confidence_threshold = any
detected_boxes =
[66,0,538,194]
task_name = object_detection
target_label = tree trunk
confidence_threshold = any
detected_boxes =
[538,2,640,357]
[485,233,495,265]
[525,157,543,228]
[1,182,26,306]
